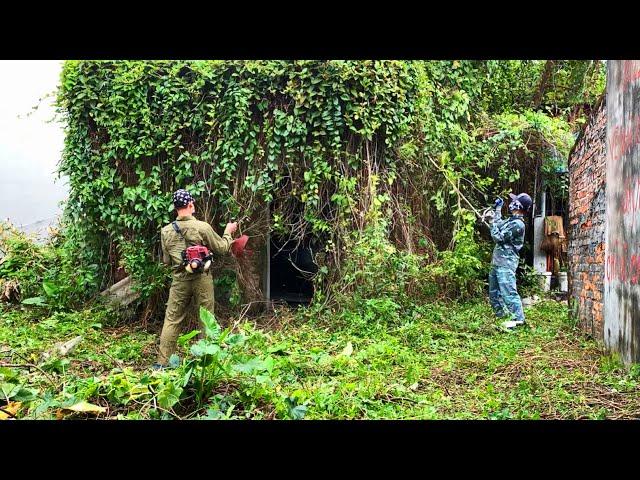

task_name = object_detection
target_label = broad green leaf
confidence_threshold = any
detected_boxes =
[225,333,245,346]
[178,330,200,347]
[182,367,194,387]
[32,391,58,417]
[263,356,276,374]
[267,342,289,355]
[21,297,47,306]
[190,341,221,357]
[12,388,37,403]
[42,358,70,374]
[199,307,220,339]
[204,408,223,419]
[168,354,181,368]
[290,404,307,420]
[42,281,59,297]
[285,397,308,420]
[232,357,265,374]
[157,382,183,410]
[0,382,21,401]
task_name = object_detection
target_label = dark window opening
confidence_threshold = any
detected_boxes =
[269,236,317,306]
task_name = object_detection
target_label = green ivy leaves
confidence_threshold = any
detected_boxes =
[55,60,419,293]
[54,59,601,299]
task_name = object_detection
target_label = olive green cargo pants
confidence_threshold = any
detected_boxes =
[157,273,215,365]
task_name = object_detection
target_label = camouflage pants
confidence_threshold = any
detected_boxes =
[157,273,216,365]
[488,265,525,322]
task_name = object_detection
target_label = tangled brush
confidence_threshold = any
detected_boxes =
[0,279,21,303]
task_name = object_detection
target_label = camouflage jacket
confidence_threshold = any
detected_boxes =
[160,215,232,279]
[490,210,525,271]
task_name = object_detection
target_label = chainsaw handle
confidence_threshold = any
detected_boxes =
[229,215,250,236]
[231,215,250,224]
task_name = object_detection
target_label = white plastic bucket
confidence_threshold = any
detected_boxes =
[558,272,568,292]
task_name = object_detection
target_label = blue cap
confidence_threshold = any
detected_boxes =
[509,193,532,212]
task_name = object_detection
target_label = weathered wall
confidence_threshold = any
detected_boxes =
[568,98,607,339]
[605,60,640,365]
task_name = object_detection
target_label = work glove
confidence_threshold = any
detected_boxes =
[494,198,504,209]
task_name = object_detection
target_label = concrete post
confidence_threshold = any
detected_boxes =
[604,60,640,365]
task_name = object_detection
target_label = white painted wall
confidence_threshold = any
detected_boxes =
[533,190,548,274]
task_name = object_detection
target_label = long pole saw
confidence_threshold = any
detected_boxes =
[427,156,493,229]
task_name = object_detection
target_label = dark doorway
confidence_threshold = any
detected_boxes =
[269,236,317,306]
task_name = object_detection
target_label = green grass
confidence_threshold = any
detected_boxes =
[1,298,639,420]
[0,307,156,373]
[243,299,640,419]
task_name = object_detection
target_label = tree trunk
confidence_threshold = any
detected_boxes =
[532,60,556,108]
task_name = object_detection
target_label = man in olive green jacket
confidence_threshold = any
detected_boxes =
[154,189,237,368]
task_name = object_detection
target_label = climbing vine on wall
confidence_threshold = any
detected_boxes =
[55,60,604,305]
[56,60,420,293]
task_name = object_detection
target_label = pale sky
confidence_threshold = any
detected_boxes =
[0,60,68,230]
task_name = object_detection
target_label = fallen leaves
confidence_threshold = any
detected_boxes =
[0,401,21,419]
[41,335,83,361]
[63,401,107,414]
[341,342,353,357]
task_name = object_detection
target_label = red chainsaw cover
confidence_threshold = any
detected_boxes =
[231,235,249,257]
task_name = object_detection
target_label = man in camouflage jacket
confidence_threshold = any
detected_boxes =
[489,192,532,330]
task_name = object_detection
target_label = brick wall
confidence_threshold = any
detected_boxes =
[568,97,606,340]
